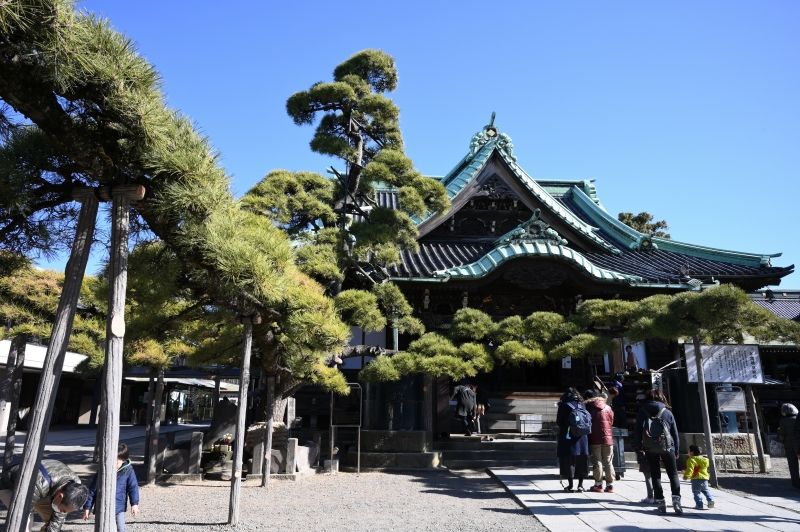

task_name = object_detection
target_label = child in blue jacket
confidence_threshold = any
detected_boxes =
[83,443,140,531]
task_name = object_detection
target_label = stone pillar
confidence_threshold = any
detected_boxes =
[285,438,298,474]
[189,432,204,474]
[251,440,264,476]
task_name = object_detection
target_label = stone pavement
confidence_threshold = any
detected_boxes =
[491,466,800,531]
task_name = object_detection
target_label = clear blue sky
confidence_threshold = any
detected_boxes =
[64,0,799,286]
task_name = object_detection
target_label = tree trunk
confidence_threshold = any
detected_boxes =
[228,317,254,526]
[96,190,135,532]
[5,191,98,531]
[2,334,28,474]
[693,336,719,487]
[146,369,165,485]
[260,376,276,488]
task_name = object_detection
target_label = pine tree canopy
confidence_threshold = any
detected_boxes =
[617,211,671,239]
[0,0,354,397]
[0,254,105,372]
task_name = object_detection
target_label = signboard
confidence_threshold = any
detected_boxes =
[561,356,572,369]
[685,344,763,384]
[716,389,747,412]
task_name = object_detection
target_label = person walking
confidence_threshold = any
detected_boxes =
[83,443,141,531]
[451,382,477,436]
[778,403,800,488]
[585,390,615,493]
[634,389,682,514]
[683,444,715,510]
[0,459,89,531]
[556,388,591,492]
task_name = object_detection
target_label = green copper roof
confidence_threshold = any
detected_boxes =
[568,185,781,267]
[414,125,620,255]
[430,241,641,283]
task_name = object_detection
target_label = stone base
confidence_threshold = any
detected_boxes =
[344,450,441,470]
[361,430,429,452]
[679,432,763,456]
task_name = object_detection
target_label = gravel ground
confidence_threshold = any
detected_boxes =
[4,470,545,532]
[717,457,800,501]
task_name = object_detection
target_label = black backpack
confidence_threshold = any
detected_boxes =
[643,408,674,453]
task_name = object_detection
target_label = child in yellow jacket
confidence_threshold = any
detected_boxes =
[684,445,715,510]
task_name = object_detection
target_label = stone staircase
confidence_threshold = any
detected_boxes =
[436,392,563,470]
[437,437,557,470]
[480,392,561,435]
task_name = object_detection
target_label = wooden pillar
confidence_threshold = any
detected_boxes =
[96,187,143,532]
[261,375,275,488]
[146,368,165,484]
[745,384,767,473]
[0,334,27,437]
[213,373,221,417]
[5,190,99,531]
[228,314,258,526]
[693,336,719,488]
[2,334,28,474]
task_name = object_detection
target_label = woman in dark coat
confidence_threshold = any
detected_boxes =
[556,388,590,492]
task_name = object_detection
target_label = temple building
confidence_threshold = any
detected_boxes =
[331,119,794,455]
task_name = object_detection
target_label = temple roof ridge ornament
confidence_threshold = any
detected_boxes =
[469,112,516,161]
[496,208,568,246]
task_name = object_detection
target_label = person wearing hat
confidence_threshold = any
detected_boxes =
[778,403,800,488]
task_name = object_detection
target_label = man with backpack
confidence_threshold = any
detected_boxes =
[556,388,591,492]
[634,389,682,514]
[451,382,477,436]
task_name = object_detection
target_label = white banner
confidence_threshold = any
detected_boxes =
[685,344,763,384]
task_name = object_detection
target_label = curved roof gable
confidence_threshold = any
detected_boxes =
[414,124,620,254]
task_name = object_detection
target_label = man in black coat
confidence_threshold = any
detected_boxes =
[452,383,477,436]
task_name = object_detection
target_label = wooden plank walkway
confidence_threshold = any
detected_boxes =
[491,466,800,532]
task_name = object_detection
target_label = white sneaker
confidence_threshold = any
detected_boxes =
[640,497,655,505]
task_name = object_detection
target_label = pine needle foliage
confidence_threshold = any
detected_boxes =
[0,0,353,400]
[0,254,105,371]
[360,307,598,383]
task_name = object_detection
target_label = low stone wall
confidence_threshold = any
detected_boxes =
[360,430,429,452]
[678,432,770,471]
[344,450,441,470]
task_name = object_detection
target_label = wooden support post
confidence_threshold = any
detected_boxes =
[5,191,99,531]
[2,334,28,474]
[261,375,275,488]
[228,314,257,526]
[0,334,26,437]
[693,336,719,488]
[213,373,221,418]
[147,369,165,484]
[745,384,767,473]
[96,186,142,532]
[143,369,155,464]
